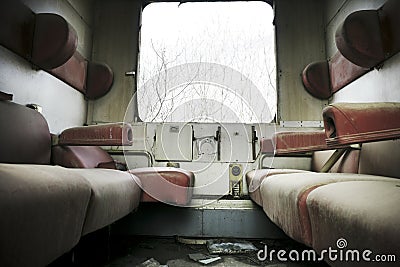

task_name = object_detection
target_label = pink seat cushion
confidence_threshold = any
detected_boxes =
[85,61,114,100]
[49,51,87,94]
[336,10,384,68]
[301,52,369,100]
[301,61,331,99]
[129,167,194,206]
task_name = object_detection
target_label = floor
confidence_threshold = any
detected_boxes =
[102,236,330,267]
[50,226,329,267]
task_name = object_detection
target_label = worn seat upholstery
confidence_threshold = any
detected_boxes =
[308,181,400,267]
[246,169,309,206]
[69,168,141,235]
[52,145,118,169]
[323,102,400,147]
[53,145,195,205]
[0,0,139,264]
[0,100,51,164]
[247,132,325,206]
[52,126,195,206]
[272,131,329,155]
[0,164,92,267]
[130,167,194,206]
[259,172,399,246]
[252,102,400,266]
[0,100,141,266]
[247,131,360,206]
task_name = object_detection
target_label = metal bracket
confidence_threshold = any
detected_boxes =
[280,121,324,128]
[320,144,361,173]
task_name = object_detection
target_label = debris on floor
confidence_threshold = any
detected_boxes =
[188,253,222,265]
[102,236,330,266]
[137,257,168,267]
[206,239,258,254]
[176,236,208,245]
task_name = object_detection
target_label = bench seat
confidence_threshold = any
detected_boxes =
[0,164,142,266]
[0,164,91,267]
[259,172,399,246]
[308,180,400,266]
[0,99,143,265]
[68,168,141,235]
[53,145,195,206]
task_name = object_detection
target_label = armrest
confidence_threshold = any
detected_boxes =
[129,167,195,205]
[58,123,133,146]
[323,102,400,147]
[272,131,328,155]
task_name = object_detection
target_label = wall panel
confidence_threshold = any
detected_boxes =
[275,0,328,122]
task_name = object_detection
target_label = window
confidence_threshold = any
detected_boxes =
[137,1,276,123]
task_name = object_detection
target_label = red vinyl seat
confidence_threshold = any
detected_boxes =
[52,144,195,206]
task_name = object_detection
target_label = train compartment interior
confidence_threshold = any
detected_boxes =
[0,0,399,266]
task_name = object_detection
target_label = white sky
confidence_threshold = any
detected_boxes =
[138,1,276,123]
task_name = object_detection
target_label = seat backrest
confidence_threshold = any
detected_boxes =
[358,140,400,179]
[0,100,51,164]
[312,149,360,173]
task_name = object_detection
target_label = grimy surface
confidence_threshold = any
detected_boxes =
[104,236,329,267]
